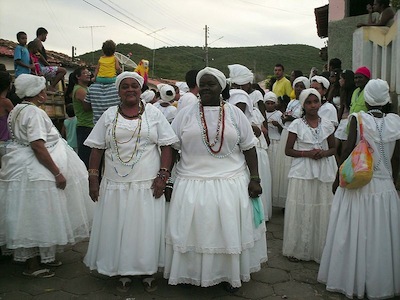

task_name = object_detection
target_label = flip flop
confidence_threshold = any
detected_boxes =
[23,268,55,278]
[142,276,158,292]
[117,277,132,292]
[43,260,62,267]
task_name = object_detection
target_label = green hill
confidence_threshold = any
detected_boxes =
[78,43,323,82]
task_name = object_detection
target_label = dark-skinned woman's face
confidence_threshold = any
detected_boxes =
[199,74,222,105]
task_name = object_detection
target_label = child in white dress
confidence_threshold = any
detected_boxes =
[283,88,337,263]
[318,79,400,299]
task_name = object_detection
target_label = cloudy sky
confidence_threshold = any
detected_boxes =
[0,0,328,57]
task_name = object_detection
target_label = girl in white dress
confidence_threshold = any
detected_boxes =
[274,76,309,208]
[164,67,267,291]
[283,88,337,263]
[83,72,178,292]
[318,79,400,299]
[153,84,177,123]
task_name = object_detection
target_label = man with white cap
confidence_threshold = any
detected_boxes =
[311,75,338,126]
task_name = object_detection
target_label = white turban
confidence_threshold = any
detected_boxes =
[157,84,175,103]
[228,89,253,120]
[228,64,254,85]
[311,75,330,90]
[115,71,144,90]
[175,81,189,95]
[196,67,227,90]
[364,79,390,106]
[292,76,310,89]
[263,91,278,103]
[299,88,321,107]
[14,74,46,99]
[141,90,155,103]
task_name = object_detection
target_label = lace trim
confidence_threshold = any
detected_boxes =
[158,136,179,147]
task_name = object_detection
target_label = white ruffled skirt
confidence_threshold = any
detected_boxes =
[84,178,166,276]
[257,146,272,220]
[318,178,400,299]
[267,139,280,206]
[164,171,268,287]
[282,178,333,263]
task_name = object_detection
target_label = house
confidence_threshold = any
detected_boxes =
[314,1,400,112]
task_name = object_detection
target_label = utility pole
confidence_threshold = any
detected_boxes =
[204,25,209,67]
[147,27,166,78]
[79,25,105,64]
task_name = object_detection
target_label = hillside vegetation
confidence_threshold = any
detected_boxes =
[79,43,323,82]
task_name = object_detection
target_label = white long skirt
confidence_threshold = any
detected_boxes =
[84,178,166,276]
[318,178,400,299]
[0,141,93,263]
[267,139,280,206]
[257,146,272,221]
[164,172,268,288]
[273,129,293,208]
[283,178,333,263]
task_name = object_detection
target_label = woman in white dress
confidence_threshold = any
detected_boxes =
[83,72,178,292]
[318,79,400,299]
[0,74,93,278]
[274,76,309,208]
[283,88,337,263]
[164,67,267,292]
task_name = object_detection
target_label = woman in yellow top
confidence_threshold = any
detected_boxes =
[93,40,122,84]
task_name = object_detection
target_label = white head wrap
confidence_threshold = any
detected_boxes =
[115,71,144,90]
[14,74,46,99]
[311,75,330,90]
[175,81,189,95]
[299,88,321,107]
[292,76,310,89]
[141,90,155,103]
[196,67,227,90]
[263,91,278,103]
[228,89,253,120]
[227,64,254,85]
[364,79,390,106]
[157,84,176,103]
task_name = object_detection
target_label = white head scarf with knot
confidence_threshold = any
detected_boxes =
[196,67,227,90]
[311,75,330,90]
[157,84,176,103]
[227,64,254,85]
[364,79,390,106]
[263,91,278,103]
[299,88,321,107]
[292,76,310,89]
[14,74,46,99]
[115,72,144,90]
[228,89,253,120]
[141,90,155,103]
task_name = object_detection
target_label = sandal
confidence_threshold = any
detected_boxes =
[287,256,301,263]
[222,282,240,293]
[142,276,158,292]
[117,277,132,292]
[43,260,62,267]
[23,268,55,278]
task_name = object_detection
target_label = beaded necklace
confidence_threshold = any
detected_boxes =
[197,102,240,158]
[367,110,390,172]
[199,101,225,153]
[118,101,143,119]
[110,106,150,177]
[302,116,323,149]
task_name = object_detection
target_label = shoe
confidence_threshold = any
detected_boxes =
[117,277,132,292]
[43,260,62,267]
[23,268,55,278]
[142,276,158,292]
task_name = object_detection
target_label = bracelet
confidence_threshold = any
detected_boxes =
[159,168,171,176]
[54,172,62,177]
[88,169,99,176]
[157,172,169,182]
[250,176,261,183]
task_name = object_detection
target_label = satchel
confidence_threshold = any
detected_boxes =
[339,114,373,189]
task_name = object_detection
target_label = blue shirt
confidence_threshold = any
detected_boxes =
[14,45,31,77]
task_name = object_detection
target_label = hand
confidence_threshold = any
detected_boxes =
[152,177,166,199]
[271,120,279,127]
[89,177,99,202]
[164,185,173,202]
[312,149,325,160]
[248,180,262,199]
[55,173,66,190]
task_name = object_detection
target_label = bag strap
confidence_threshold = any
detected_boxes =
[357,113,364,140]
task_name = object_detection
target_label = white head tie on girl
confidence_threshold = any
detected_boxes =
[141,90,155,103]
[311,75,330,89]
[157,84,176,103]
[263,91,278,103]
[364,79,390,106]
[196,67,227,90]
[292,76,311,89]
[299,88,321,107]
[227,64,254,85]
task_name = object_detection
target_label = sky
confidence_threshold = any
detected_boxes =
[0,0,328,58]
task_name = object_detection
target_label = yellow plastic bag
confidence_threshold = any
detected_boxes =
[339,114,373,189]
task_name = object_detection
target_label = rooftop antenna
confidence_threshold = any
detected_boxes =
[79,25,105,64]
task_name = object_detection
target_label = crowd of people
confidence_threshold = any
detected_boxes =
[0,25,399,298]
